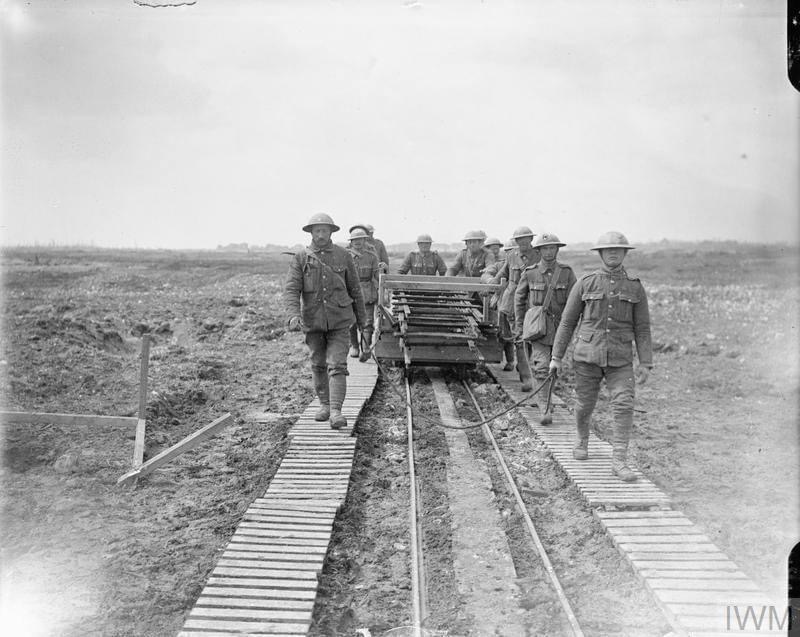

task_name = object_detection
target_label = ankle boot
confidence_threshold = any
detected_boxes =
[312,369,330,421]
[515,342,533,391]
[573,437,589,460]
[503,341,515,371]
[329,374,348,429]
[611,420,637,481]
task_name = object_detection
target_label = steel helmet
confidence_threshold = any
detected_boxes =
[416,233,433,243]
[533,233,566,248]
[503,238,516,251]
[590,231,636,251]
[512,226,535,239]
[303,212,340,233]
[349,227,369,240]
[462,230,486,242]
[349,223,369,234]
[484,237,502,248]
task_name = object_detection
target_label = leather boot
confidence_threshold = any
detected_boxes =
[502,341,515,371]
[515,342,533,391]
[312,369,330,422]
[348,325,359,358]
[329,374,347,429]
[573,437,589,460]
[611,419,637,482]
[573,408,590,459]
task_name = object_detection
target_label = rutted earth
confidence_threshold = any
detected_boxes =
[0,245,797,636]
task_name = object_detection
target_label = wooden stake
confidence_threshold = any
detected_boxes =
[116,413,233,487]
[133,334,150,467]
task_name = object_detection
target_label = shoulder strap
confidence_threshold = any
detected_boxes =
[542,264,561,312]
[306,247,347,286]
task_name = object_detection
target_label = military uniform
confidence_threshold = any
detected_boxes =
[446,247,496,277]
[486,246,540,363]
[398,250,447,275]
[348,244,380,355]
[551,262,652,476]
[284,225,367,429]
[515,260,577,378]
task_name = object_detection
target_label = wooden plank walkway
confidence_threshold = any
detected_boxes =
[491,363,782,637]
[491,365,670,507]
[179,359,378,637]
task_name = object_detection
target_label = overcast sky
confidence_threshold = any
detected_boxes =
[2,0,797,248]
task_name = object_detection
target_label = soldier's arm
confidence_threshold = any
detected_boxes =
[283,254,304,325]
[513,271,530,336]
[344,253,367,328]
[488,260,509,284]
[446,253,463,277]
[565,268,578,295]
[379,244,390,270]
[435,254,447,275]
[398,253,413,275]
[551,280,584,360]
[633,283,654,367]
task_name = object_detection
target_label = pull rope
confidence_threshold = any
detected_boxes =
[368,351,555,430]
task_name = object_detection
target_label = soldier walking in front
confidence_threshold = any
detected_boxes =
[347,227,380,359]
[549,232,653,481]
[398,234,447,275]
[284,213,367,429]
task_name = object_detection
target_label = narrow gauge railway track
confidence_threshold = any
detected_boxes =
[179,358,781,637]
[399,371,585,637]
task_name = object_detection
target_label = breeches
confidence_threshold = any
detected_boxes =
[305,328,350,377]
[498,311,513,343]
[573,361,635,429]
[529,341,552,378]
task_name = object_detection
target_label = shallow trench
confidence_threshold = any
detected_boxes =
[310,366,673,637]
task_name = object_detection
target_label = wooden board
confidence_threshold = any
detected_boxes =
[117,413,233,486]
[0,411,137,427]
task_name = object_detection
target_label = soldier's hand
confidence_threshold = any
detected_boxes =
[378,262,388,273]
[287,316,302,332]
[549,359,562,376]
[489,294,498,309]
[636,366,651,384]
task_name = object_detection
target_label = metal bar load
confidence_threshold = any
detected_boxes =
[374,274,503,366]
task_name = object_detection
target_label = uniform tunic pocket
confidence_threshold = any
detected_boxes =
[531,281,547,306]
[581,291,605,320]
[613,291,639,323]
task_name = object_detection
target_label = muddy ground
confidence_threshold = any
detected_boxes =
[1,245,797,636]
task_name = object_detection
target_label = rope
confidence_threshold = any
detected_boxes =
[369,350,555,430]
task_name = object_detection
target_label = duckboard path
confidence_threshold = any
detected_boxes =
[491,363,783,637]
[178,358,378,637]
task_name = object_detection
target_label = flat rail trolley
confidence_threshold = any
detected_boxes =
[373,274,503,367]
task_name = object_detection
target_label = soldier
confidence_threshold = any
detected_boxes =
[515,233,577,381]
[347,227,380,358]
[350,223,390,273]
[398,234,447,275]
[484,237,504,263]
[446,230,495,277]
[549,231,653,481]
[488,226,540,389]
[284,213,367,429]
[481,238,517,370]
